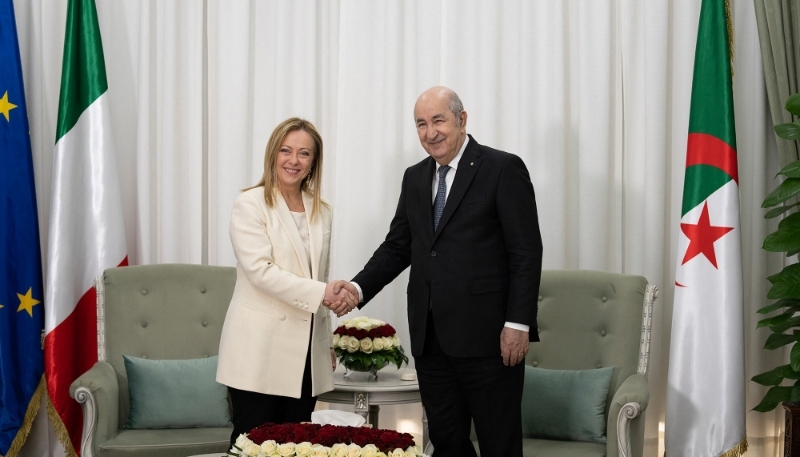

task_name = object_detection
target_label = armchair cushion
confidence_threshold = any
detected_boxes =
[521,365,614,444]
[124,355,230,429]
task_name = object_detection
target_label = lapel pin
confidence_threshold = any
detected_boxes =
[470,162,474,166]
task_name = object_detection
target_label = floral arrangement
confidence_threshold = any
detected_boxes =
[229,423,425,457]
[333,317,408,372]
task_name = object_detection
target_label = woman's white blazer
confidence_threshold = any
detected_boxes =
[216,187,334,398]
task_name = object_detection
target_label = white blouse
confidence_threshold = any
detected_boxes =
[290,210,311,275]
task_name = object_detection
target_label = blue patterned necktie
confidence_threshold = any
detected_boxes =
[430,165,450,310]
[433,165,450,231]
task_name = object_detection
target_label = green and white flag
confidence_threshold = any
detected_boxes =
[665,0,747,456]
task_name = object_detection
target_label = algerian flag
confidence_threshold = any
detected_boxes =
[44,0,127,453]
[664,0,747,456]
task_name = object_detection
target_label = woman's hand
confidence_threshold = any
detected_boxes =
[330,348,337,371]
[323,280,359,316]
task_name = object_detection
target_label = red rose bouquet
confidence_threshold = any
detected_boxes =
[333,317,409,373]
[229,422,425,457]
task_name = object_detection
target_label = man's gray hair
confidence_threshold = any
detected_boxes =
[449,92,465,126]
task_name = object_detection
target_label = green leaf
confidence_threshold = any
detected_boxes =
[767,264,800,299]
[765,332,800,350]
[752,364,800,385]
[758,309,795,328]
[338,344,409,373]
[753,386,793,412]
[792,344,800,372]
[771,316,800,334]
[768,263,800,284]
[764,212,800,252]
[779,211,800,231]
[789,249,800,258]
[779,161,800,179]
[776,123,800,141]
[764,178,800,208]
[786,94,800,116]
[765,203,800,219]
[766,206,792,219]
[758,299,800,314]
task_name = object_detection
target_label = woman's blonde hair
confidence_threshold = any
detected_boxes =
[247,117,325,220]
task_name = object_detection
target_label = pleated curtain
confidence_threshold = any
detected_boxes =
[13,0,785,455]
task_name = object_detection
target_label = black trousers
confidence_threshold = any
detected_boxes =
[228,339,317,446]
[415,311,524,457]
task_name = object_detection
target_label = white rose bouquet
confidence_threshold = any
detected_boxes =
[333,317,408,373]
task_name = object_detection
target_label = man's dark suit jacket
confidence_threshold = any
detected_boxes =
[353,135,543,358]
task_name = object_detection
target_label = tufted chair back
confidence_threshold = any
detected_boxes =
[100,264,236,428]
[529,270,648,415]
[521,269,654,457]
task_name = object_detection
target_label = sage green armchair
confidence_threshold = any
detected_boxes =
[521,270,656,457]
[460,270,657,457]
[69,264,236,457]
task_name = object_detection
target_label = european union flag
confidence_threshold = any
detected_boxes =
[0,0,46,455]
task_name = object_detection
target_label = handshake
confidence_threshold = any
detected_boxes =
[322,280,359,317]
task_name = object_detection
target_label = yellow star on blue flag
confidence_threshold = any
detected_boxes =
[0,90,17,121]
[0,0,46,454]
[17,287,41,317]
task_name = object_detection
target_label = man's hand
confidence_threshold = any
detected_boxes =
[500,327,529,367]
[332,280,359,303]
[323,280,358,317]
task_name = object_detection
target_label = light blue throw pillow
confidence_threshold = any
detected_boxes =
[123,355,230,429]
[521,365,614,443]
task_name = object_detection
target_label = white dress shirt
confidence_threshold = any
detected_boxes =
[352,136,529,333]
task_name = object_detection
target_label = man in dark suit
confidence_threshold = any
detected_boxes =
[337,86,542,456]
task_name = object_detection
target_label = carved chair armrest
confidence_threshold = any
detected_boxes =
[69,361,120,457]
[606,373,649,457]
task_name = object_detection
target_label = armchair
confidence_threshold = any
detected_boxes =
[453,270,656,457]
[520,269,657,457]
[69,264,236,457]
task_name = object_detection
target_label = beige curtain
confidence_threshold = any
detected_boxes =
[750,0,800,454]
[754,0,800,167]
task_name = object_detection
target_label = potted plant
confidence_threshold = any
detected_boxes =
[751,92,800,415]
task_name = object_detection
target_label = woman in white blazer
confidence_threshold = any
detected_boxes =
[216,118,357,445]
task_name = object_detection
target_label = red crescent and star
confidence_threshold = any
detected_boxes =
[675,134,737,287]
[680,201,734,269]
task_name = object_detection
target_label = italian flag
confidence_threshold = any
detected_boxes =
[664,0,747,456]
[44,0,127,453]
